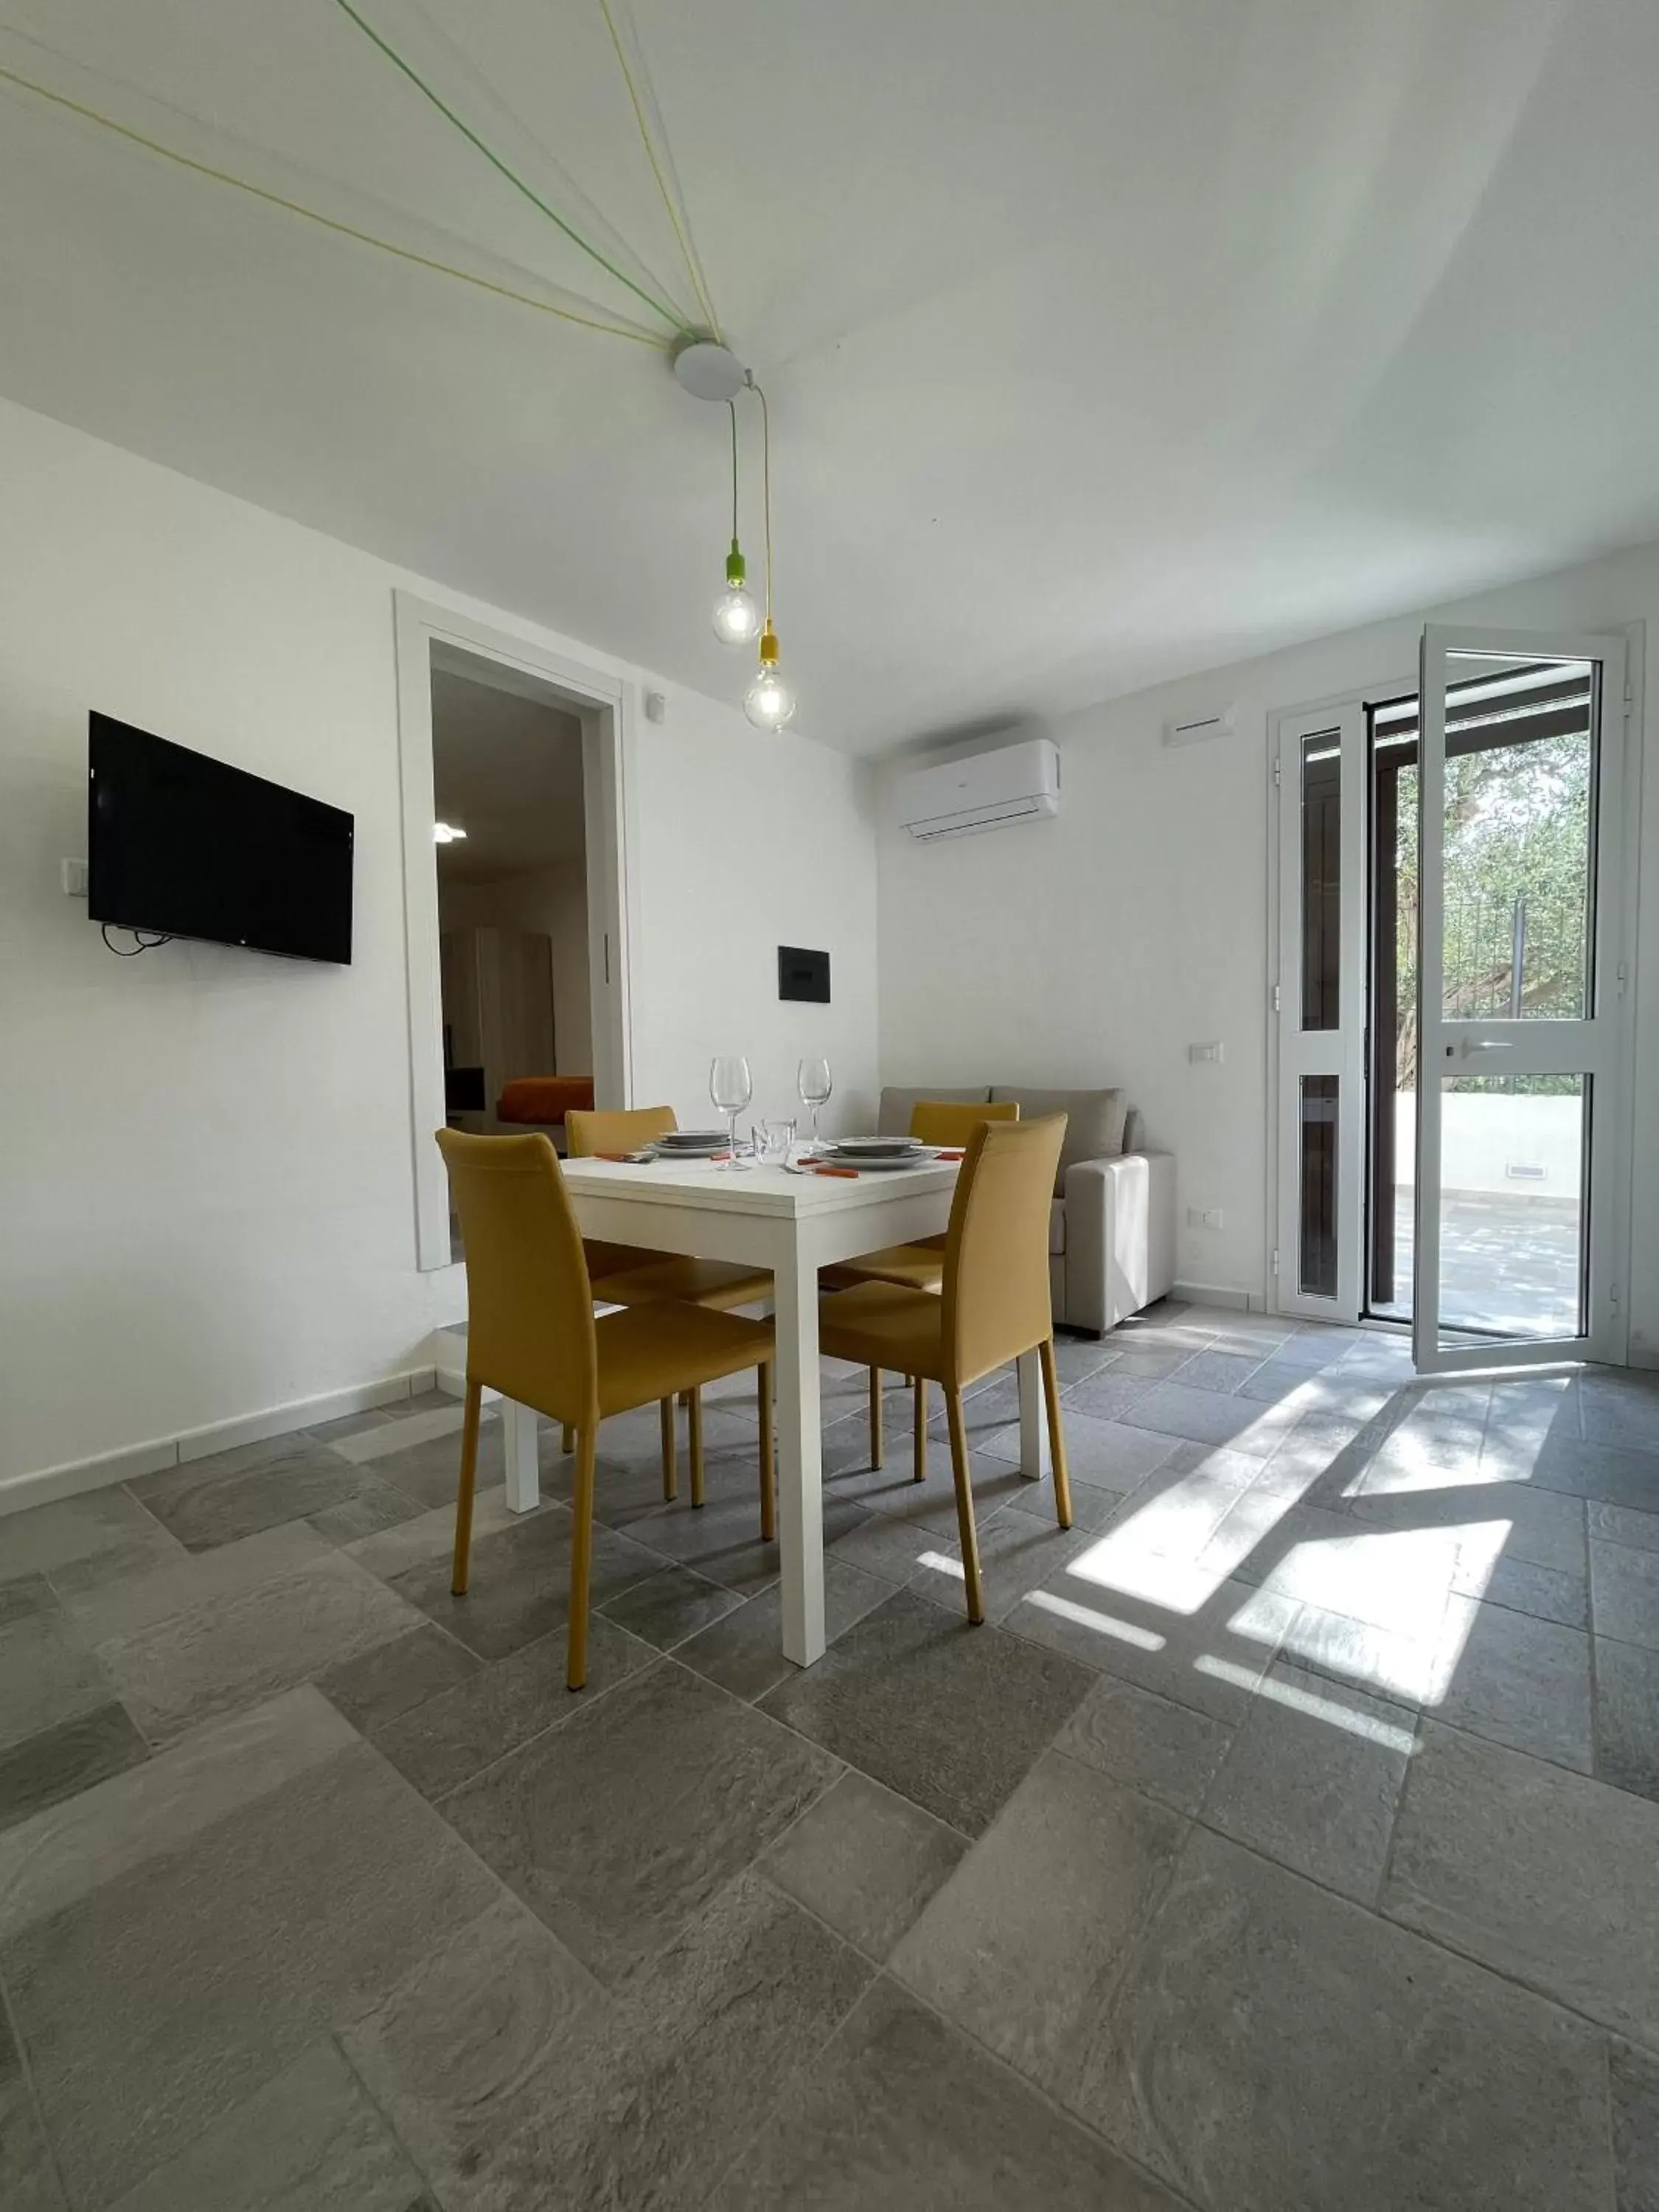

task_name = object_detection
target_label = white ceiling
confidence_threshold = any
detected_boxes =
[431,667,585,879]
[3,0,1658,754]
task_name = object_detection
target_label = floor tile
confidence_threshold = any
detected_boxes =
[304,1475,431,1545]
[1,1735,498,2208]
[1611,2037,1659,2212]
[132,1439,391,1552]
[1591,1500,1659,1555]
[387,1504,661,1660]
[52,1520,335,1647]
[1169,1348,1270,1395]
[443,1660,839,1984]
[826,1506,960,1584]
[1346,1473,1587,1576]
[760,1770,967,1961]
[1062,1369,1161,1423]
[344,1484,554,1582]
[1433,1595,1593,1770]
[1577,1374,1659,1453]
[1224,1517,1458,1641]
[1200,1660,1415,1903]
[1049,1446,1267,1611]
[1593,1540,1659,1651]
[1453,1551,1588,1630]
[907,1504,1092,1626]
[1004,1568,1298,1723]
[892,1750,1186,2079]
[330,1401,473,1464]
[0,1575,56,1629]
[0,1686,355,1944]
[339,1891,607,2203]
[720,1976,1183,2211]
[1118,1381,1298,1456]
[1275,1596,1451,1709]
[105,2039,434,2212]
[0,1994,63,2211]
[1055,1674,1236,1815]
[369,1618,653,1798]
[1096,1344,1203,1381]
[1531,1436,1659,1512]
[344,1425,504,1513]
[982,1407,1179,1492]
[598,1562,744,1649]
[0,1607,113,1755]
[1000,1472,1127,1532]
[1384,1719,1659,2045]
[0,1703,149,1835]
[618,1487,861,1598]
[97,1552,421,1744]
[1091,1825,1613,2212]
[0,1486,175,1579]
[312,1621,480,1733]
[1596,1635,1659,1803]
[759,1588,1092,1834]
[674,1559,891,1703]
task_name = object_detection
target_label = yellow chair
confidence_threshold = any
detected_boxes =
[825,1099,1021,1483]
[818,1114,1073,1624]
[437,1129,775,1689]
[566,1105,775,1492]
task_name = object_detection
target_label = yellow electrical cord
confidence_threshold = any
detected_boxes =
[597,0,722,342]
[0,61,669,349]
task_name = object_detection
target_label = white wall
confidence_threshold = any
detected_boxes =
[439,864,593,1077]
[877,540,1659,1363]
[0,397,878,1489]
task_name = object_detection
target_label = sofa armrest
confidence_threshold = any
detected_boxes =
[1061,1150,1178,1334]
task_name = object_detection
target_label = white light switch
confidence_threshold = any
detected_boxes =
[1188,1042,1224,1064]
[1186,1206,1225,1230]
[61,858,88,898]
[644,690,667,724]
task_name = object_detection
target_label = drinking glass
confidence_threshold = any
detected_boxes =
[709,1056,753,1170]
[757,1116,795,1167]
[797,1057,832,1149]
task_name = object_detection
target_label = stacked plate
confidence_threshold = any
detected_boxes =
[650,1128,730,1160]
[817,1136,930,1172]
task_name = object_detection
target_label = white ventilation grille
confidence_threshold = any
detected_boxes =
[1163,705,1237,748]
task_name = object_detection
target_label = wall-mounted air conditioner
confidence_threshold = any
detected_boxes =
[896,737,1061,843]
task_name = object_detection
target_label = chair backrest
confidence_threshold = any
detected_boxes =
[436,1128,597,1426]
[908,1098,1020,1147]
[566,1104,677,1157]
[941,1113,1067,1385]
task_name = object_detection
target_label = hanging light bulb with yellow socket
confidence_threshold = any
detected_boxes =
[712,540,760,646]
[744,621,796,732]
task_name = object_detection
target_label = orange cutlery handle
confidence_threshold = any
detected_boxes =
[814,1165,859,1178]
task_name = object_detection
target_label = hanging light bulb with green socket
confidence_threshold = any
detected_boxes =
[712,401,760,646]
[741,382,796,731]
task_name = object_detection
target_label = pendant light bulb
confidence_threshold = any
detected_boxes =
[743,622,796,733]
[712,540,760,647]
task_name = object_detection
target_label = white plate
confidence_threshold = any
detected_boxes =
[816,1151,936,1172]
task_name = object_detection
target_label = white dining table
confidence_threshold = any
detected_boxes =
[493,1150,1053,1668]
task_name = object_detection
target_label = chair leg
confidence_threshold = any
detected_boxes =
[450,1378,482,1596]
[869,1368,884,1469]
[1040,1337,1074,1531]
[660,1397,678,1501]
[689,1388,706,1508]
[560,1423,574,1455]
[944,1385,984,1625]
[757,1360,776,1541]
[566,1427,597,1691]
[913,1377,928,1482]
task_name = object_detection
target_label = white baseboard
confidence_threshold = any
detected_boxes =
[0,1366,438,1521]
[1171,1281,1261,1313]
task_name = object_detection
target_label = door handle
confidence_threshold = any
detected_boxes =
[1462,1039,1513,1054]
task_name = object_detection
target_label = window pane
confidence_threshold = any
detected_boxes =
[1439,657,1595,1022]
[1300,733,1341,1031]
[1299,1074,1339,1298]
[1436,1074,1587,1340]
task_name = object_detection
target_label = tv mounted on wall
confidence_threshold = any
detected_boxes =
[88,714,355,964]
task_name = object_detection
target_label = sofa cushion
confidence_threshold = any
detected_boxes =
[877,1084,990,1137]
[1048,1200,1066,1256]
[991,1086,1128,1189]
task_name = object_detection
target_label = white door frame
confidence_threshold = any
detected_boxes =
[392,591,639,1273]
[1413,622,1638,1373]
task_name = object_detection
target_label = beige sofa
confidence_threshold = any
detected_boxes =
[877,1083,1176,1336]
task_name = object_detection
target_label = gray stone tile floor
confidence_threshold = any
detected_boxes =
[0,1310,1655,2207]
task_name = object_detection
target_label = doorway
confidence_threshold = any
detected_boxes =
[394,594,635,1273]
[1272,624,1637,1370]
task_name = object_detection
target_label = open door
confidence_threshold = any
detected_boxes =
[1412,625,1632,1373]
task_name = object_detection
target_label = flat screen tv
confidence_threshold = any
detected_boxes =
[88,714,354,964]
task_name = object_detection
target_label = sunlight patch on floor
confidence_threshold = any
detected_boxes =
[1193,1655,1418,1753]
[1023,1590,1166,1649]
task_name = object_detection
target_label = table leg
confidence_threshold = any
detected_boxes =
[773,1237,825,1666]
[502,1398,540,1514]
[1017,1349,1052,1482]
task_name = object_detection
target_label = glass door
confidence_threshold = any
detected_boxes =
[1413,625,1632,1373]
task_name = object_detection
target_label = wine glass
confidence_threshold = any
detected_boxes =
[709,1056,753,1170]
[797,1057,832,1150]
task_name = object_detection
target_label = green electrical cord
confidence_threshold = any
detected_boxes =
[330,0,691,333]
[728,400,740,541]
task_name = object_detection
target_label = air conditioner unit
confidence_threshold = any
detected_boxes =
[896,737,1061,843]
